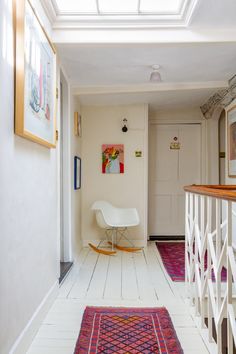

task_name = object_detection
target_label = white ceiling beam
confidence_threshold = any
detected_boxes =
[137,0,141,13]
[96,0,100,14]
[52,29,236,44]
[73,81,228,95]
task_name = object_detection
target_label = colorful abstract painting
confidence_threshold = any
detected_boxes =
[102,144,124,174]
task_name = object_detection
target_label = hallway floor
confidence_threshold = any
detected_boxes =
[27,242,209,354]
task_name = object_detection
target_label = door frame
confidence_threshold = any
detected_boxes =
[57,68,73,266]
[148,119,207,237]
[218,111,226,184]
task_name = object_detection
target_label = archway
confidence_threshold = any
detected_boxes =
[218,110,226,184]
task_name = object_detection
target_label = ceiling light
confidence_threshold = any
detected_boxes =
[150,64,162,82]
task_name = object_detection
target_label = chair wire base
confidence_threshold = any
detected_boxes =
[105,228,135,251]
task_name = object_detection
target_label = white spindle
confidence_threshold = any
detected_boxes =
[200,195,205,327]
[207,197,214,343]
[227,201,233,354]
[194,194,199,315]
[215,198,222,353]
[185,192,189,296]
[189,193,194,304]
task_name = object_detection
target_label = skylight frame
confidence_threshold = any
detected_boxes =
[52,0,186,16]
[40,0,199,28]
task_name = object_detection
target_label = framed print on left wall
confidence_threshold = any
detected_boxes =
[15,0,57,148]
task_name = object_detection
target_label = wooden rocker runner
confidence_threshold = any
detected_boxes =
[88,243,116,256]
[90,201,141,255]
[108,242,141,253]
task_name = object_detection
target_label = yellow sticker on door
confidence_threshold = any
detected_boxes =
[170,142,181,150]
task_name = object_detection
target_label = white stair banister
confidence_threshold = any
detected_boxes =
[184,185,236,354]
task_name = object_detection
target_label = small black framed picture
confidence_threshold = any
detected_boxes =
[74,156,81,190]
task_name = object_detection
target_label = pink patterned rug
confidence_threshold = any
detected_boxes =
[156,242,227,282]
[74,306,183,353]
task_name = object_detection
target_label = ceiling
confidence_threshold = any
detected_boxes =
[57,43,236,86]
[190,0,236,28]
[56,42,235,110]
[77,87,218,112]
[48,0,236,112]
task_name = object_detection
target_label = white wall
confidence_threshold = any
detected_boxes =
[81,104,148,247]
[205,118,220,184]
[150,107,205,122]
[70,97,83,256]
[0,0,58,352]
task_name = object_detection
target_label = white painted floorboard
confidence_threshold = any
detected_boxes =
[27,242,210,354]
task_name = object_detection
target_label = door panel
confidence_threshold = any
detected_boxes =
[154,126,179,181]
[154,195,172,222]
[178,125,201,185]
[149,124,201,236]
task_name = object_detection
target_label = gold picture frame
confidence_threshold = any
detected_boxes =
[227,105,236,177]
[14,0,57,148]
[74,112,82,137]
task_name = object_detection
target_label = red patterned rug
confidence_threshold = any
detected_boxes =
[156,242,227,282]
[74,306,183,353]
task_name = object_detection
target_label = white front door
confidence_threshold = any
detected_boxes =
[149,123,201,236]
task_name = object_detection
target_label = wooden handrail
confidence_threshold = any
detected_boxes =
[184,185,236,201]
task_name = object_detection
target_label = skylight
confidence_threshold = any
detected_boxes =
[43,0,198,28]
[55,0,97,13]
[99,0,138,14]
[140,0,181,13]
[54,0,184,14]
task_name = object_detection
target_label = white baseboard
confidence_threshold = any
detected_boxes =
[9,281,59,354]
[83,239,146,248]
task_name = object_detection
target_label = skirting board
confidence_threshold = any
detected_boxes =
[9,281,59,354]
[83,239,146,248]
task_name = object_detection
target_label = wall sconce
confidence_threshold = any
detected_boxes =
[122,118,128,132]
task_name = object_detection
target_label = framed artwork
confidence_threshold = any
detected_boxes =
[15,0,57,148]
[228,105,236,177]
[102,144,124,174]
[74,156,81,190]
[74,112,82,137]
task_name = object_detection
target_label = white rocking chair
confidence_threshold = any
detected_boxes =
[90,201,141,255]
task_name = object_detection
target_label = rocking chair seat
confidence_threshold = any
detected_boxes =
[91,201,140,229]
